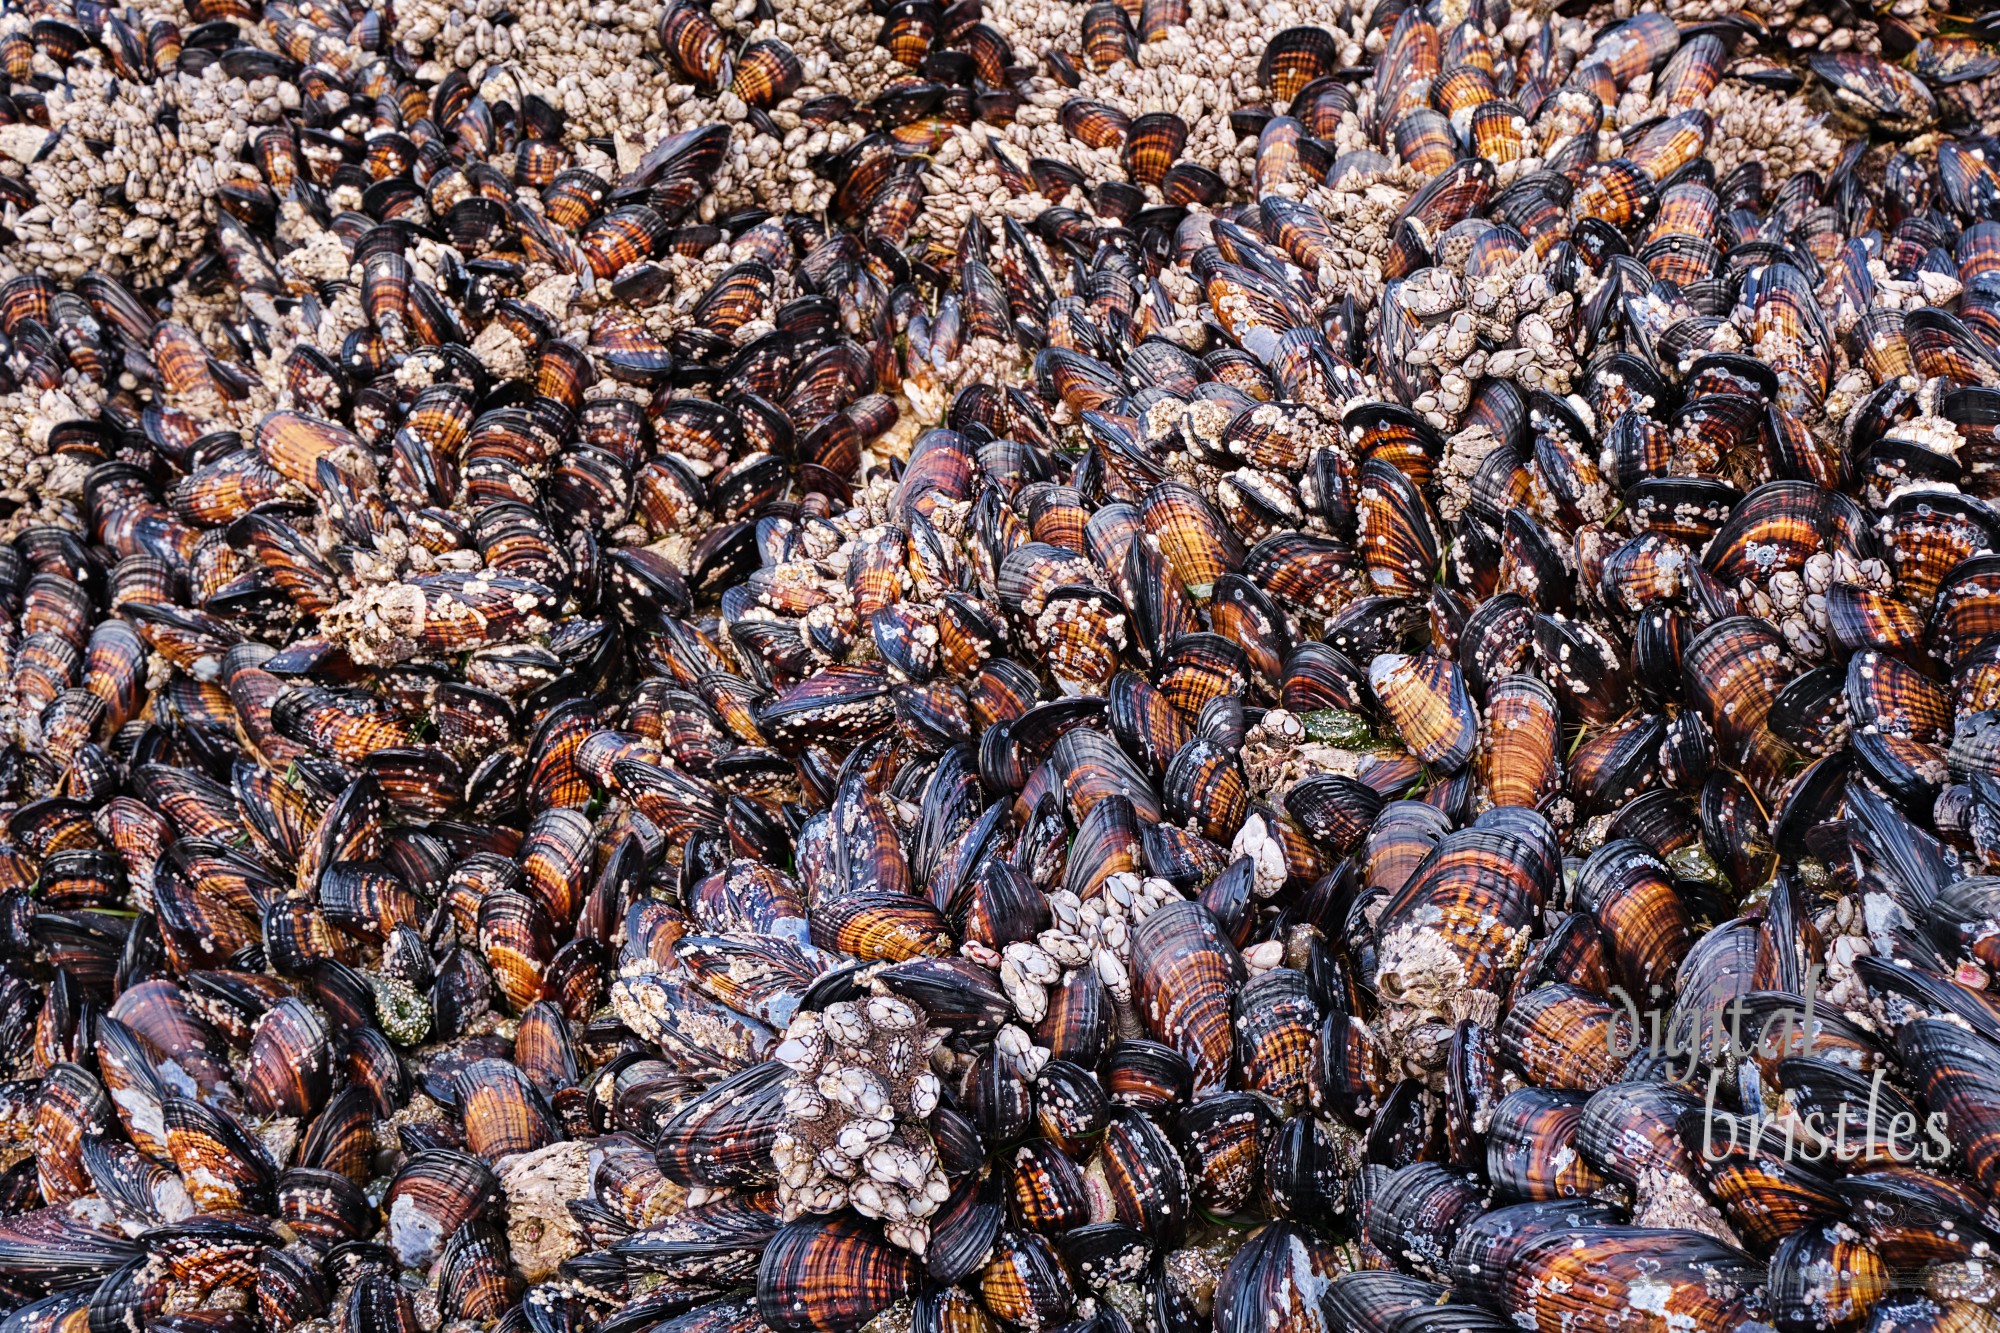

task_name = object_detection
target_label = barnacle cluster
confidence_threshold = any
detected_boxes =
[0,13,257,284]
[769,994,951,1252]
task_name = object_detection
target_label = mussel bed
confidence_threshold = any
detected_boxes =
[0,4,1996,1333]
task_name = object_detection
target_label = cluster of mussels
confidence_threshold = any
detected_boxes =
[14,0,2000,1332]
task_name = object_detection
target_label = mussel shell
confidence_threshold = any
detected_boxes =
[758,1217,914,1333]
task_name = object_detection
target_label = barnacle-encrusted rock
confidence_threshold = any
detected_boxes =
[500,1140,597,1280]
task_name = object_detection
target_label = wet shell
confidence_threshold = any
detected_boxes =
[1370,653,1478,773]
[660,1,731,87]
[1214,1221,1345,1333]
[732,40,804,108]
[1496,985,1634,1091]
[1131,901,1246,1095]
[759,1217,914,1333]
